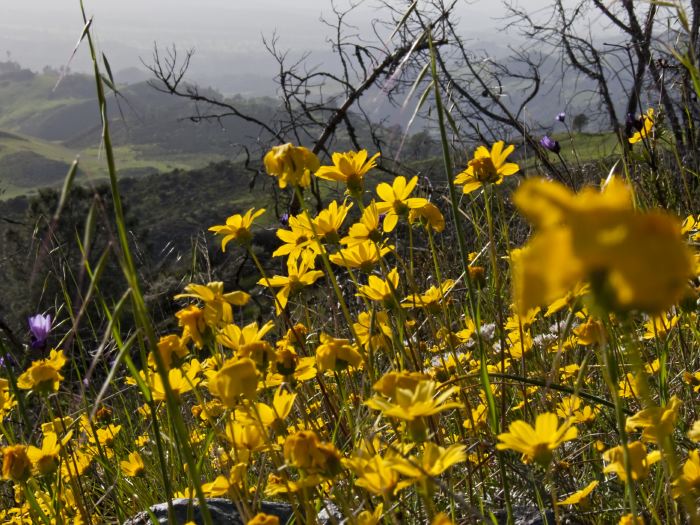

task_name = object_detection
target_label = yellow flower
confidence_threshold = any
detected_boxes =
[257,257,324,315]
[247,513,280,525]
[409,201,445,232]
[313,200,353,244]
[315,150,379,196]
[149,360,201,402]
[366,379,461,440]
[27,431,70,476]
[342,201,383,246]
[672,450,700,498]
[2,444,31,482]
[264,143,320,188]
[175,282,250,327]
[625,395,681,443]
[208,357,259,406]
[175,305,207,349]
[357,268,400,305]
[283,430,341,476]
[217,321,275,359]
[496,412,578,466]
[431,513,456,525]
[272,212,319,265]
[209,208,266,250]
[556,396,598,425]
[149,334,189,370]
[329,240,393,273]
[401,280,455,312]
[688,420,700,442]
[120,451,145,477]
[315,333,363,372]
[353,310,393,351]
[345,453,400,498]
[357,504,383,525]
[17,348,66,393]
[619,514,644,525]
[0,378,16,419]
[454,140,519,194]
[642,312,678,339]
[512,176,694,315]
[603,440,661,482]
[628,108,654,144]
[389,442,466,479]
[247,388,296,432]
[374,176,428,232]
[556,480,598,507]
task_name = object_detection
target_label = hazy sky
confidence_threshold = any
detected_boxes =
[0,0,553,91]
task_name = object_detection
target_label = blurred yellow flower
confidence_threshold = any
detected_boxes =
[208,357,259,406]
[556,480,598,507]
[283,430,341,476]
[120,451,145,477]
[316,333,363,372]
[389,442,466,480]
[496,412,578,466]
[512,176,693,315]
[264,143,319,188]
[2,444,31,482]
[603,440,660,482]
[454,140,519,194]
[315,150,379,196]
[672,450,700,498]
[625,395,681,442]
[247,513,280,525]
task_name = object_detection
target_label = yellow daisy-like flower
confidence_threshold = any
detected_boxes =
[672,450,700,498]
[263,143,320,188]
[603,440,661,482]
[120,451,145,477]
[329,240,393,273]
[209,207,266,250]
[357,268,400,305]
[175,282,250,328]
[315,150,380,196]
[257,257,324,315]
[374,176,428,232]
[454,140,519,195]
[315,333,363,372]
[2,444,31,482]
[556,480,598,507]
[208,357,259,406]
[342,201,383,246]
[496,412,578,466]
[17,349,66,393]
[628,108,654,144]
[389,442,467,480]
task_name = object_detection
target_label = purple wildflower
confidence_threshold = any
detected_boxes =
[540,135,561,154]
[279,213,290,227]
[556,112,566,123]
[28,313,52,349]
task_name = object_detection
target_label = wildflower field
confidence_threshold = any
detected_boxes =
[2,4,700,525]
